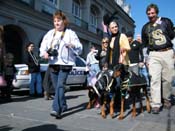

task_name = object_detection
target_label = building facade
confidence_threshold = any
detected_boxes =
[0,0,135,64]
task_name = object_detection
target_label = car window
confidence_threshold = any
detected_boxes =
[75,57,86,67]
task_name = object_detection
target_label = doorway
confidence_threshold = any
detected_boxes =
[4,25,27,64]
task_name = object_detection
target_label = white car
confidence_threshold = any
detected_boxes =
[12,63,48,88]
[12,56,88,89]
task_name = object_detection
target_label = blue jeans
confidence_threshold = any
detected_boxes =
[172,80,175,86]
[87,63,100,86]
[139,66,150,87]
[29,72,42,95]
[50,69,69,114]
[115,77,120,90]
[89,63,100,76]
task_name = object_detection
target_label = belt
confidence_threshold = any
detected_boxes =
[151,47,172,52]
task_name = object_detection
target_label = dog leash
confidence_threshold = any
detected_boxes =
[92,85,101,97]
[120,70,132,97]
[106,78,114,92]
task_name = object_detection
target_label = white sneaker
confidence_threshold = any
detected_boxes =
[50,111,58,116]
[50,111,61,119]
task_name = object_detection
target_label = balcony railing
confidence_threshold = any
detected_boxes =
[42,0,57,15]
[88,25,103,37]
[74,16,88,30]
[96,28,103,38]
[73,16,103,37]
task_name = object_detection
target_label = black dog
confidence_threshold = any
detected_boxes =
[118,66,151,120]
[86,69,114,111]
[87,64,123,119]
[87,64,151,119]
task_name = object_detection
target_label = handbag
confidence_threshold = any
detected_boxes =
[0,75,7,87]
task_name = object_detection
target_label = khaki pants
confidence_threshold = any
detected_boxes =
[149,49,174,108]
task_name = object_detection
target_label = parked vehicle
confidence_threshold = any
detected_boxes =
[12,63,48,88]
[12,56,88,90]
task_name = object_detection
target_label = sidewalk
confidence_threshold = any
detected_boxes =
[0,89,175,131]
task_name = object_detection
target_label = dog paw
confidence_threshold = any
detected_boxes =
[131,114,136,118]
[86,103,91,109]
[101,115,106,119]
[110,113,114,119]
[117,115,123,120]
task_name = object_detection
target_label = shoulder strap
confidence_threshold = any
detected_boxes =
[50,28,66,48]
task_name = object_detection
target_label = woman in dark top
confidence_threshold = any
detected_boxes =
[96,37,109,70]
[25,42,42,97]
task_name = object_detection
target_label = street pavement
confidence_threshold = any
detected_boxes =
[0,88,175,131]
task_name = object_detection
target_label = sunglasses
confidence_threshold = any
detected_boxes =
[102,41,108,44]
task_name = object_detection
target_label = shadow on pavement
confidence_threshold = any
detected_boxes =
[22,124,68,131]
[0,125,13,131]
[62,102,87,118]
[65,94,85,100]
[0,95,42,104]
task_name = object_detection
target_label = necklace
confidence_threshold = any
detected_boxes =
[29,51,39,66]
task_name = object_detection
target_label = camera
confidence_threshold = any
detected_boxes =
[47,48,58,57]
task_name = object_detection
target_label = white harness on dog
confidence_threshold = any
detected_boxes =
[92,70,114,97]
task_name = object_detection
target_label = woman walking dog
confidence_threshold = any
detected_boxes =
[40,10,82,119]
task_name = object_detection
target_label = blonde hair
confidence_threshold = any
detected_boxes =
[101,37,109,50]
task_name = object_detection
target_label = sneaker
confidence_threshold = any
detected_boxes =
[50,111,57,116]
[50,111,61,119]
[44,91,50,100]
[151,107,160,114]
[96,103,100,108]
[163,100,171,109]
[94,102,100,109]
